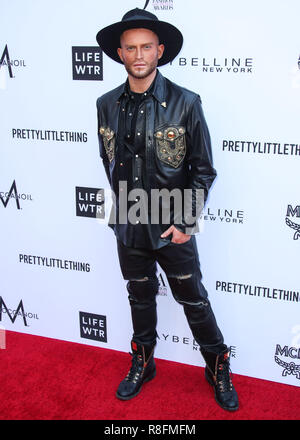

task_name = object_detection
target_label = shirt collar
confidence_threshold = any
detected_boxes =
[117,69,166,107]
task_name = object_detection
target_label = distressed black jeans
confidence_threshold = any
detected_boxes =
[117,236,226,354]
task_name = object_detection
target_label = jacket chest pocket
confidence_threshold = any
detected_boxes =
[99,126,115,163]
[154,126,186,168]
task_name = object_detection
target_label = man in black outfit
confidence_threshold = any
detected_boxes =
[96,7,239,411]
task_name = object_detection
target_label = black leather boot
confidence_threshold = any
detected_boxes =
[116,340,156,400]
[200,347,239,411]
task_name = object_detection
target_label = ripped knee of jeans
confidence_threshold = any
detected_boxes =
[176,274,192,280]
[168,273,192,284]
[127,276,159,303]
[130,276,149,282]
[167,271,209,307]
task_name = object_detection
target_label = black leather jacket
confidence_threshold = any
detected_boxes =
[96,70,216,248]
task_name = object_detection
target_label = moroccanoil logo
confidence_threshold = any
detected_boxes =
[0,45,26,78]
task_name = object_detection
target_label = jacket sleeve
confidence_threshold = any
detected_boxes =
[176,96,217,234]
[96,97,111,185]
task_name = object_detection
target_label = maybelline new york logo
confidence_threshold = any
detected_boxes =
[170,56,254,73]
[285,204,300,240]
[0,180,33,209]
[157,329,237,356]
[200,207,244,225]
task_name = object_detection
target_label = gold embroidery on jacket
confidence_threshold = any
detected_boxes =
[99,126,115,162]
[154,126,186,168]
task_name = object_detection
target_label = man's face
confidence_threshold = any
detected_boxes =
[117,28,164,79]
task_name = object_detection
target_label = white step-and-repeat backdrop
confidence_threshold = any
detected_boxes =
[1,0,300,387]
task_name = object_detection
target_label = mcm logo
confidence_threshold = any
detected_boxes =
[285,205,300,240]
[0,297,28,326]
[274,344,300,380]
[275,357,300,380]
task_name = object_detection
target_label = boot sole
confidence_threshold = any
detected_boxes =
[116,369,156,401]
[205,370,239,412]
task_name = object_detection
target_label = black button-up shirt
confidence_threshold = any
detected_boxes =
[115,73,165,249]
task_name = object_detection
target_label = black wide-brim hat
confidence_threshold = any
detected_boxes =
[96,8,183,66]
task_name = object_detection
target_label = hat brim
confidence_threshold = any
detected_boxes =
[96,19,183,66]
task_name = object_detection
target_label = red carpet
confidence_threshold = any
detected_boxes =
[0,331,299,421]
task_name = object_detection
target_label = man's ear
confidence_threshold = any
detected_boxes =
[158,44,165,60]
[117,47,123,62]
